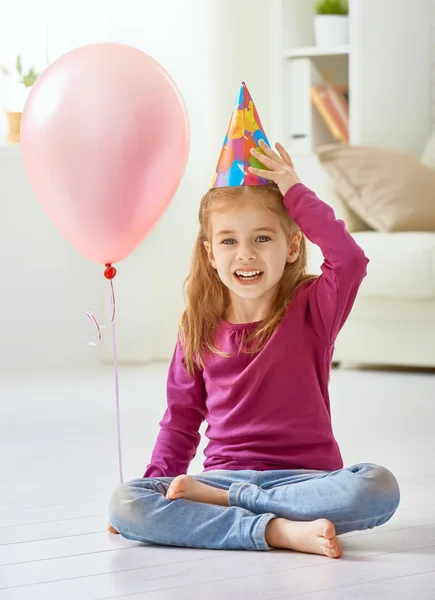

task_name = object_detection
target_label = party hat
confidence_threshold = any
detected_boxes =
[210,82,271,189]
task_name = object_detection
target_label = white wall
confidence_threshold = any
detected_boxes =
[349,0,432,154]
[0,1,104,373]
[0,146,103,373]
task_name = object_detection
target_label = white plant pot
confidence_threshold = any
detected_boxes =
[314,15,349,47]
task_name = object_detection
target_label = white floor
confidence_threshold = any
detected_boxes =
[1,363,435,599]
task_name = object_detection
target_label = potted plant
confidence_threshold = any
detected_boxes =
[1,55,39,144]
[314,0,349,48]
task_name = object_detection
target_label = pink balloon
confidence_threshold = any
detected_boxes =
[20,43,189,265]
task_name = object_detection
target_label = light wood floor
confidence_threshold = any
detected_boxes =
[1,364,435,599]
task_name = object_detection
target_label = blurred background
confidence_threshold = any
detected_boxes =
[0,0,434,374]
[0,0,275,373]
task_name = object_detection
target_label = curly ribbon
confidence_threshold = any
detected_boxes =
[86,267,124,484]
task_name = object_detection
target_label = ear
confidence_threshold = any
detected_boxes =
[287,232,302,264]
[203,241,217,269]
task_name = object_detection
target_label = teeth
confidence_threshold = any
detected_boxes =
[235,270,262,277]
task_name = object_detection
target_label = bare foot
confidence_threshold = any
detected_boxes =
[107,523,119,534]
[166,475,229,506]
[265,518,342,558]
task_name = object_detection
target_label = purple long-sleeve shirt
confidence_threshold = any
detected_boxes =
[144,183,369,477]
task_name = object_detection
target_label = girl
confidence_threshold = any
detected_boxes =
[108,139,400,558]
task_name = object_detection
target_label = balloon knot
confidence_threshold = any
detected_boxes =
[104,263,117,280]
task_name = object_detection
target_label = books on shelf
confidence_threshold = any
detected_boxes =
[285,57,349,154]
[310,83,349,144]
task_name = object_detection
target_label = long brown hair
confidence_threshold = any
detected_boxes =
[179,185,317,374]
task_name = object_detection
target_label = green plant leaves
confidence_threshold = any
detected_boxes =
[315,0,348,15]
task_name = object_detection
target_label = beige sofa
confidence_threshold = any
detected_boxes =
[306,138,435,369]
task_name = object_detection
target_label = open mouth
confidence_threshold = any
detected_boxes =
[234,269,264,283]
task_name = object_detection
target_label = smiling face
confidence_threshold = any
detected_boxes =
[203,187,301,319]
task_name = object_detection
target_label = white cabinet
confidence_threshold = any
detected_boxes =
[270,0,433,159]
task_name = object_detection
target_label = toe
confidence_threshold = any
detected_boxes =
[321,545,334,557]
[107,523,119,534]
[166,487,177,500]
[331,541,342,558]
[166,485,176,500]
[166,475,189,500]
[322,543,341,558]
[318,519,336,540]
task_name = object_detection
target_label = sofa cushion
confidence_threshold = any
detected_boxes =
[352,231,435,299]
[315,144,435,232]
[309,181,371,233]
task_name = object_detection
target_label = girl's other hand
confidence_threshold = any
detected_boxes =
[249,140,301,196]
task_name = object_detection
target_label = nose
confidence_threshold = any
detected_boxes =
[236,241,257,262]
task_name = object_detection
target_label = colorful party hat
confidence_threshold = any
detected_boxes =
[210,82,271,189]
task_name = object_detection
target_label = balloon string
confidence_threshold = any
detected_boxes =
[86,280,116,346]
[86,279,124,484]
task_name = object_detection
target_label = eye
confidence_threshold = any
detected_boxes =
[222,238,236,245]
[256,235,271,243]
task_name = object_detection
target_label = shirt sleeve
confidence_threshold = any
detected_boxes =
[143,338,207,478]
[284,183,369,344]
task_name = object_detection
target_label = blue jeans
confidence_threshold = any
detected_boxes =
[109,463,400,551]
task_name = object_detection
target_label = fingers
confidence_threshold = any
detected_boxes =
[248,166,275,180]
[249,140,295,183]
[257,139,286,165]
[275,142,294,169]
[250,147,280,170]
[252,140,294,173]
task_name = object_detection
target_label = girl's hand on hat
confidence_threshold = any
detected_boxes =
[249,140,301,196]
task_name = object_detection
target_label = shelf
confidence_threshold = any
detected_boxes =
[282,45,350,58]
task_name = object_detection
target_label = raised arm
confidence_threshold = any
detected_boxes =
[284,183,369,343]
[249,140,369,344]
[143,339,207,478]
